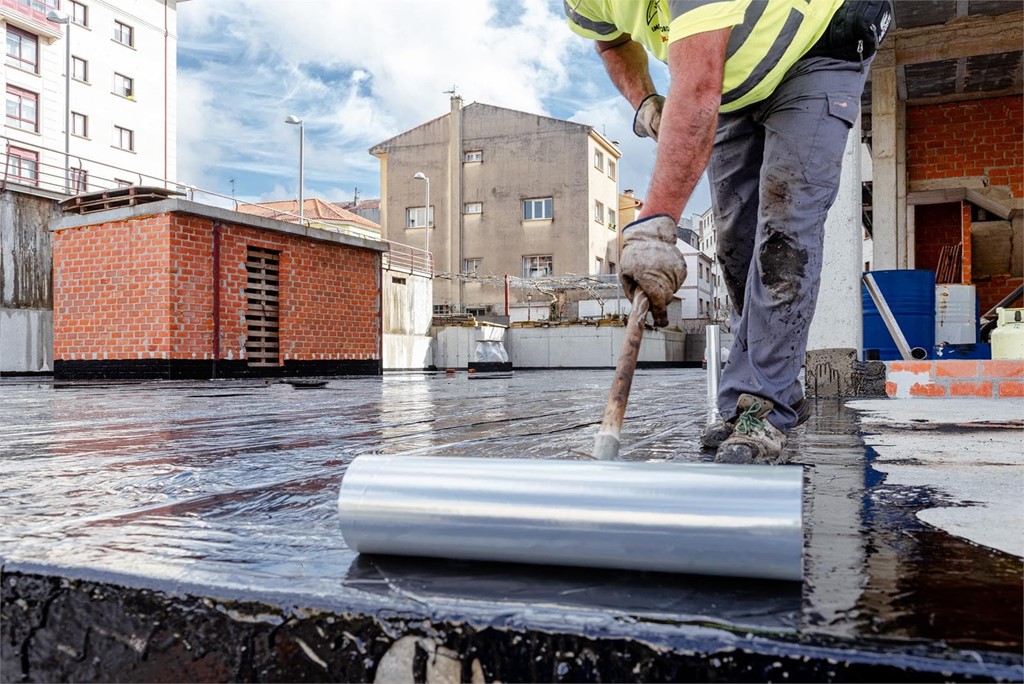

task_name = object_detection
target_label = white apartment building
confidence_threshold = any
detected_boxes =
[2,0,182,194]
[696,206,731,323]
[371,97,621,316]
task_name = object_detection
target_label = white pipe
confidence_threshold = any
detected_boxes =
[338,455,804,581]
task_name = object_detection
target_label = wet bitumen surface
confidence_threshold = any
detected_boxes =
[1,370,1021,682]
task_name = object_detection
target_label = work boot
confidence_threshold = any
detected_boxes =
[714,394,788,464]
[700,397,810,449]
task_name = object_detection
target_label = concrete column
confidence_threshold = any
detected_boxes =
[808,114,864,353]
[870,47,907,270]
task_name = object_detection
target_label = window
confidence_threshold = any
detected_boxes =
[114,73,134,98]
[72,56,88,82]
[594,150,604,171]
[17,0,58,10]
[405,206,433,228]
[608,207,616,229]
[70,167,88,193]
[6,27,38,73]
[522,255,553,279]
[522,197,553,221]
[608,262,617,275]
[432,304,451,315]
[6,87,38,132]
[71,111,87,137]
[70,0,88,26]
[464,202,482,215]
[594,200,605,224]
[463,258,482,275]
[114,125,134,151]
[464,150,482,163]
[594,257,603,275]
[114,21,134,47]
[6,147,38,185]
[608,160,617,181]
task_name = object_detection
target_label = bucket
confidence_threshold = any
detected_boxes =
[863,270,935,360]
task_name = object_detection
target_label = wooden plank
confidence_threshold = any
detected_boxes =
[894,12,1023,66]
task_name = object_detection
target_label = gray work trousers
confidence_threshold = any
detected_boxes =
[710,56,870,431]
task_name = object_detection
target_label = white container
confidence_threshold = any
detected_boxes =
[991,307,1024,360]
[935,284,976,345]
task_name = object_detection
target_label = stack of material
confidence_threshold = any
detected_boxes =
[936,243,963,284]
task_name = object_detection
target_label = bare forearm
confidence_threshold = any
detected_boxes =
[638,30,729,221]
[597,39,657,109]
[638,89,719,221]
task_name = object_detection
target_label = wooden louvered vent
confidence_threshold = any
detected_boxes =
[245,247,280,367]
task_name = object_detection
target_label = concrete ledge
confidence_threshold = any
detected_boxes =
[885,360,1024,398]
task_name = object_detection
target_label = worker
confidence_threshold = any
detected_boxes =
[566,0,891,463]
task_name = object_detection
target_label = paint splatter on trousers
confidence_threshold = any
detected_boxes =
[709,56,871,431]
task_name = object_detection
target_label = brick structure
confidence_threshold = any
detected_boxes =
[52,199,385,379]
[906,95,1023,315]
[885,360,1024,399]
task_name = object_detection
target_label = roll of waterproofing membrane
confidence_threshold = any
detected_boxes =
[338,456,803,581]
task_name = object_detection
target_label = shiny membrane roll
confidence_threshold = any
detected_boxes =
[338,456,803,581]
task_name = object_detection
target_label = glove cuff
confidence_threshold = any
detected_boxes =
[622,214,678,244]
[632,93,663,138]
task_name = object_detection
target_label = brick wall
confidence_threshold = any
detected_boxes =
[906,96,1023,198]
[885,360,1024,399]
[907,96,1023,314]
[913,202,961,276]
[54,209,381,378]
[54,215,174,362]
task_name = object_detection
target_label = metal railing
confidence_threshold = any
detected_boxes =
[1,134,434,277]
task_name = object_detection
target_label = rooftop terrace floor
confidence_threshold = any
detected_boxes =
[1,370,1021,681]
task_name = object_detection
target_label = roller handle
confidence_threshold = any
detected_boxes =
[593,291,650,460]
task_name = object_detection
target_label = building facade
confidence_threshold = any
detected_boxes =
[696,206,731,324]
[2,0,182,194]
[370,97,621,315]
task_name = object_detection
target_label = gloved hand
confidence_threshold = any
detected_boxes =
[632,94,665,140]
[619,215,687,327]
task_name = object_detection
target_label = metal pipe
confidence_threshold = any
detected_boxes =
[706,324,721,416]
[338,455,804,581]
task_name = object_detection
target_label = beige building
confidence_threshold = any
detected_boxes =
[370,97,621,315]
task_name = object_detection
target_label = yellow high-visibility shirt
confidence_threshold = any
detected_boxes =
[564,0,845,112]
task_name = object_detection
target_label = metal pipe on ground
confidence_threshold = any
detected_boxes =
[338,456,803,581]
[337,292,805,581]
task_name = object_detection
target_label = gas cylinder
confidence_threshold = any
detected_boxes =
[990,307,1024,360]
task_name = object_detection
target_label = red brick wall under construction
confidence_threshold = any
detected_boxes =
[906,96,1023,315]
[53,209,381,378]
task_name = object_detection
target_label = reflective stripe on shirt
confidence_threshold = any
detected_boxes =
[564,0,844,112]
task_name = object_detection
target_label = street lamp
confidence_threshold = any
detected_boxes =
[285,114,304,224]
[46,10,71,193]
[413,172,430,255]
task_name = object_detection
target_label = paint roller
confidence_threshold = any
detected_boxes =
[338,293,803,581]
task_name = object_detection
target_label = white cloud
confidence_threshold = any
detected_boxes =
[176,0,709,216]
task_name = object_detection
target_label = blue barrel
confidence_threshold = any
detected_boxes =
[862,270,935,360]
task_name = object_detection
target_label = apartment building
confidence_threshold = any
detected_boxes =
[696,206,731,323]
[370,97,621,315]
[2,0,183,193]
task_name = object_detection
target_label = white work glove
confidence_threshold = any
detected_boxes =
[620,215,687,328]
[632,94,665,141]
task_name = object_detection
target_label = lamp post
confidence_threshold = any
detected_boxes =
[46,10,71,193]
[285,115,304,224]
[413,172,430,256]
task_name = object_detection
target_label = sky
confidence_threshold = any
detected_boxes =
[176,0,711,219]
